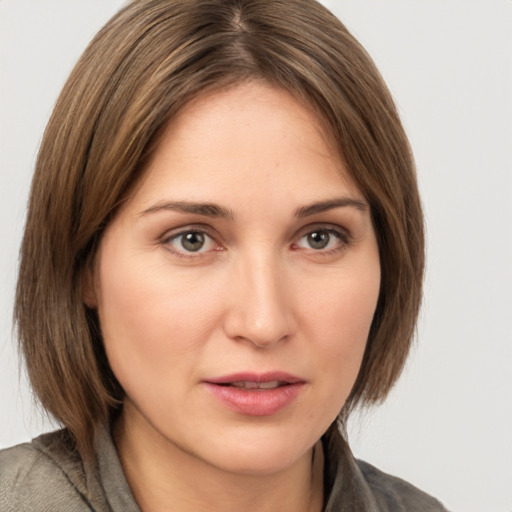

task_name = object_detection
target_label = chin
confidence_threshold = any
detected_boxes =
[201,428,316,476]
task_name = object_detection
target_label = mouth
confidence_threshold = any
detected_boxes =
[205,371,304,388]
[218,380,289,390]
[203,372,305,416]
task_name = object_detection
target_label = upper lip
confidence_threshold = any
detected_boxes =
[204,371,304,385]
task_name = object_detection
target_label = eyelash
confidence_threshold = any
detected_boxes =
[161,225,221,260]
[161,224,353,259]
[293,227,353,255]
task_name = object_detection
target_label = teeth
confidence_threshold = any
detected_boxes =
[231,380,282,389]
[258,380,281,389]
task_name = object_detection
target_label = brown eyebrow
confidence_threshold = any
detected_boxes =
[294,197,368,218]
[140,201,235,220]
[141,197,367,221]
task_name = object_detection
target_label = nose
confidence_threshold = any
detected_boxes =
[223,253,294,348]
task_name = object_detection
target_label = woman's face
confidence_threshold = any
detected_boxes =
[89,82,380,475]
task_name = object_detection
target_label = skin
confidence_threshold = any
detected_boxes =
[86,82,381,512]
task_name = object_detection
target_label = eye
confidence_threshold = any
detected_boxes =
[164,230,217,255]
[295,227,350,252]
[304,231,332,250]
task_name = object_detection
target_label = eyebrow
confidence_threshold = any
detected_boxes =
[295,197,368,217]
[140,196,367,221]
[140,201,235,220]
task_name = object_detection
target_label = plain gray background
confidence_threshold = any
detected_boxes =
[1,1,511,511]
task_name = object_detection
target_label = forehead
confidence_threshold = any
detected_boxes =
[127,81,362,212]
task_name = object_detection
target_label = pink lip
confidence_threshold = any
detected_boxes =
[204,372,305,416]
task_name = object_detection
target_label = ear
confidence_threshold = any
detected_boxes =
[81,261,98,309]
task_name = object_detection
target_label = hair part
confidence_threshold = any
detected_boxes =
[15,0,424,459]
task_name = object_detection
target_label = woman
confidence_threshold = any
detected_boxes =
[0,0,447,510]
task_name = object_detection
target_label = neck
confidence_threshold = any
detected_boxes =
[114,410,324,512]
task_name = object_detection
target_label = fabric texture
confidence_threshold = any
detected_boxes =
[0,427,448,511]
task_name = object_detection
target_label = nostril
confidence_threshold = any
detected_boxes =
[223,264,294,346]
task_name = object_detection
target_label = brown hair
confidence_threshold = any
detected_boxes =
[15,0,424,458]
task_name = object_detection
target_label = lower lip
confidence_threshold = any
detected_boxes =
[204,382,304,416]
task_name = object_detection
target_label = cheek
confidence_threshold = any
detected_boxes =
[299,256,380,388]
[94,246,223,393]
[302,262,380,344]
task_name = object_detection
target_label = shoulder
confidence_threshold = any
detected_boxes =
[356,459,449,512]
[0,430,95,512]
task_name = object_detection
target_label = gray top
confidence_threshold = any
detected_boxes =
[0,427,448,511]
